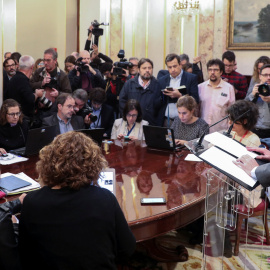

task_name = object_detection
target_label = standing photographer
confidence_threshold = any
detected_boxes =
[245,64,270,138]
[68,50,106,92]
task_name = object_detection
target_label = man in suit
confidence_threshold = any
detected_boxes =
[42,93,84,135]
[234,147,270,187]
[158,53,199,126]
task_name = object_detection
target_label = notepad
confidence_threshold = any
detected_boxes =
[0,175,32,191]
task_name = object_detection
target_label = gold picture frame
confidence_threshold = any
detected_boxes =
[227,0,270,50]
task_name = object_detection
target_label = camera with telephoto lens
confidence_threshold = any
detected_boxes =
[39,92,52,108]
[81,106,98,122]
[75,57,89,74]
[113,50,134,76]
[258,83,270,96]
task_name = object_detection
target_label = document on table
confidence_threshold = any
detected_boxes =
[0,154,28,165]
[204,132,258,159]
[199,146,257,188]
[185,154,202,162]
[0,172,40,195]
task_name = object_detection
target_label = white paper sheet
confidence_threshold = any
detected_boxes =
[185,154,203,162]
[199,146,257,188]
[204,132,258,159]
[0,154,28,165]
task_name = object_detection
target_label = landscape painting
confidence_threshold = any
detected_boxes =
[227,0,270,50]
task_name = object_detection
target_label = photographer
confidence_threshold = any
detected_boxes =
[85,87,114,138]
[100,62,127,116]
[30,48,72,94]
[68,50,106,92]
[245,64,270,138]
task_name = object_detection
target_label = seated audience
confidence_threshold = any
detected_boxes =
[42,93,84,135]
[171,95,208,145]
[19,131,136,269]
[87,87,114,138]
[64,55,76,74]
[226,100,260,147]
[0,99,28,151]
[246,56,270,98]
[245,64,270,138]
[111,99,149,140]
[199,59,235,133]
[222,50,248,100]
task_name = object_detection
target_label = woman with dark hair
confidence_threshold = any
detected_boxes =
[111,99,149,140]
[171,95,208,145]
[64,55,76,73]
[0,99,28,152]
[19,131,135,270]
[226,100,260,147]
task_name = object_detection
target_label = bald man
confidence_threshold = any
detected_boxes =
[68,50,105,92]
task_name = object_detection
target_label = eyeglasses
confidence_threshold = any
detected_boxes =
[6,112,21,117]
[5,64,15,68]
[208,68,220,72]
[260,74,270,78]
[127,114,138,118]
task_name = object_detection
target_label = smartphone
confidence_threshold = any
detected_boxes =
[140,197,166,205]
[124,136,130,141]
[166,87,174,91]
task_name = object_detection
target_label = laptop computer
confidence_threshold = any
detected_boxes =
[76,128,104,146]
[143,125,184,151]
[9,125,57,156]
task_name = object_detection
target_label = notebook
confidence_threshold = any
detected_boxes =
[0,175,31,191]
[9,125,57,156]
[143,125,184,151]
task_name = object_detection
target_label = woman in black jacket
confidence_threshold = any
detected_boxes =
[0,99,28,152]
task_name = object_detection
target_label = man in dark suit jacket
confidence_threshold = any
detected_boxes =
[42,93,84,135]
[158,53,199,126]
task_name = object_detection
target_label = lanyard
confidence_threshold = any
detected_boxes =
[233,130,249,143]
[127,123,136,136]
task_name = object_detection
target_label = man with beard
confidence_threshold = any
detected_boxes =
[119,58,161,126]
[199,59,235,133]
[3,58,17,100]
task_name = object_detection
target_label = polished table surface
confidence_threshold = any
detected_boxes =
[0,140,211,245]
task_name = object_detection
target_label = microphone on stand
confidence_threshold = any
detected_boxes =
[223,109,251,138]
[195,115,230,150]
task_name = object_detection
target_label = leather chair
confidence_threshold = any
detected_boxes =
[234,199,270,256]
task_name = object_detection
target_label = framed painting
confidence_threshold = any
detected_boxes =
[227,0,270,50]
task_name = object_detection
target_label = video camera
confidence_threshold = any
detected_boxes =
[90,20,109,47]
[75,57,89,74]
[113,50,134,76]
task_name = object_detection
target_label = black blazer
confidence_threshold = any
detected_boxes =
[99,104,114,138]
[42,113,85,135]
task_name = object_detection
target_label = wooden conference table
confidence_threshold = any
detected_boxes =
[0,140,213,262]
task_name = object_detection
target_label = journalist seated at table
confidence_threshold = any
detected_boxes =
[111,99,149,141]
[171,95,209,145]
[19,131,136,270]
[0,99,28,152]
